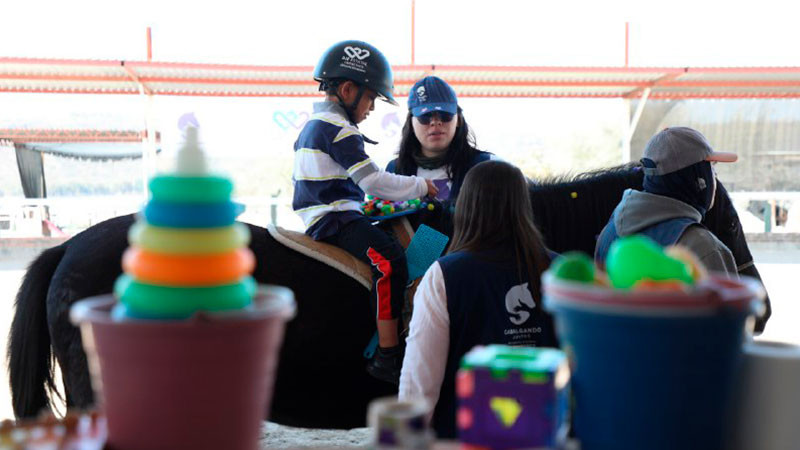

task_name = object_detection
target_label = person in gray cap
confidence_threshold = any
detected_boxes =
[594,126,739,274]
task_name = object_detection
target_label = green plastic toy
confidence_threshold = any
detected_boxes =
[551,252,595,283]
[606,235,694,289]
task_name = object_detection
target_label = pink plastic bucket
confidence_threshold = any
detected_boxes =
[70,285,295,450]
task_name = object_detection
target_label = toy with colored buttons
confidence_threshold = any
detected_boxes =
[456,345,570,449]
[113,126,256,320]
[360,196,435,220]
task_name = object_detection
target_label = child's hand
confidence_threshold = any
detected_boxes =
[425,179,439,198]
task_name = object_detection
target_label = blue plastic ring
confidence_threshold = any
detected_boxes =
[143,201,244,228]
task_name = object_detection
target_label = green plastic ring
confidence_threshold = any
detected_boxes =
[149,175,233,204]
[128,222,250,254]
[114,274,256,319]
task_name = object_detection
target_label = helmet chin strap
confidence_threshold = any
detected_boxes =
[334,84,379,145]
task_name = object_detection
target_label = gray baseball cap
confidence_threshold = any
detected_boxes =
[641,127,737,175]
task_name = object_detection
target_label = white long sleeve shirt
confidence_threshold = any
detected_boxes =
[357,170,428,201]
[398,261,449,422]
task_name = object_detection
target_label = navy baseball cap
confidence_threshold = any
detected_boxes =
[408,76,458,117]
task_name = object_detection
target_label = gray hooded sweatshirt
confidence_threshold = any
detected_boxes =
[601,189,737,275]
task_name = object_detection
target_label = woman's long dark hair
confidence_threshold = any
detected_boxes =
[394,109,481,184]
[448,160,551,300]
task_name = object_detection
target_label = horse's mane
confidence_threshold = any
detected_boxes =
[529,163,645,255]
[536,162,643,187]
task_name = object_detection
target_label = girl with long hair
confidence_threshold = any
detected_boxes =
[398,160,558,438]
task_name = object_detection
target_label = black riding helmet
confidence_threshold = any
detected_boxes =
[314,40,398,126]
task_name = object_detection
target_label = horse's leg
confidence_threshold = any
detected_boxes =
[46,215,134,411]
[47,288,94,409]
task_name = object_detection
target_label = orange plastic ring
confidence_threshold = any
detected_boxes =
[122,247,255,286]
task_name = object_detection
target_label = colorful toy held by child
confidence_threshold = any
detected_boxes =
[361,195,436,220]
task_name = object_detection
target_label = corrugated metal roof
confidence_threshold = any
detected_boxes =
[2,57,800,99]
[0,128,160,159]
[0,129,158,143]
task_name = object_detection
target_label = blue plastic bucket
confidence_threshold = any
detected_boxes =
[543,273,763,450]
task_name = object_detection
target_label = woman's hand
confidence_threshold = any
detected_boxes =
[425,179,439,198]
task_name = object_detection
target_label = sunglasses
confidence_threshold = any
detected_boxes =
[415,111,455,125]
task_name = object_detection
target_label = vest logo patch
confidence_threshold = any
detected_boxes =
[505,282,535,325]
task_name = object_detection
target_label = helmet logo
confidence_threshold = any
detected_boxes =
[416,86,427,102]
[343,46,371,60]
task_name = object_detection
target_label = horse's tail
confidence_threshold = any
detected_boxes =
[8,243,66,418]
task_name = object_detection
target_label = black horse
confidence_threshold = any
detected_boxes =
[8,164,770,429]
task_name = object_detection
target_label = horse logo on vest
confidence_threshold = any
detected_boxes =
[505,283,536,325]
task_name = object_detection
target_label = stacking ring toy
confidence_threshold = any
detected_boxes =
[128,222,250,254]
[144,201,244,228]
[149,175,233,204]
[122,247,255,286]
[115,274,256,319]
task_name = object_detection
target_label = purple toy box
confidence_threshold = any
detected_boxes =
[456,345,570,449]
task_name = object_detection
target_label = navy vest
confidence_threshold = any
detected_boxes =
[433,248,558,438]
[595,216,699,265]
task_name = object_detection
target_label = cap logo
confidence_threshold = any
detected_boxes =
[416,86,427,102]
[343,46,370,60]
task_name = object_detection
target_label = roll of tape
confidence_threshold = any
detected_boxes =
[367,397,432,449]
[728,340,800,450]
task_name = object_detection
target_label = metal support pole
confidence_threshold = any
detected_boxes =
[147,27,153,62]
[144,95,157,198]
[622,98,631,164]
[623,87,650,163]
[133,27,156,200]
[411,0,416,65]
[625,22,629,67]
[628,87,651,139]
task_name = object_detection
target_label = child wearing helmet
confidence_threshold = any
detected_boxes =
[292,40,437,385]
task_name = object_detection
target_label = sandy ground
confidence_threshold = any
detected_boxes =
[0,242,797,447]
[259,422,370,448]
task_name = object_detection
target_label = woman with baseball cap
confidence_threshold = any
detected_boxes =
[594,126,739,274]
[386,76,496,203]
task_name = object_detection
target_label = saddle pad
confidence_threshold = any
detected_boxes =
[266,224,371,290]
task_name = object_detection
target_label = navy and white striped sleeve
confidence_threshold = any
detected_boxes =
[327,127,379,183]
